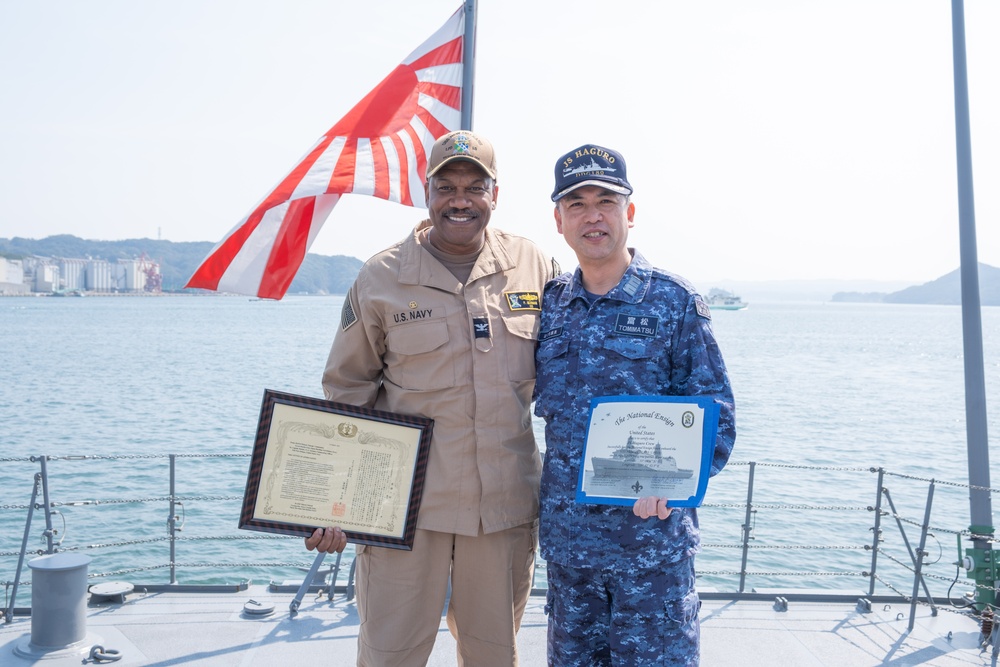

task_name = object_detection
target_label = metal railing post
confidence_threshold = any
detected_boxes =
[882,486,937,619]
[738,461,756,594]
[868,468,886,596]
[4,466,43,624]
[38,456,55,554]
[908,480,938,630]
[168,454,177,585]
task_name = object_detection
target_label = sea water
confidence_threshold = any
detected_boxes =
[1,295,998,598]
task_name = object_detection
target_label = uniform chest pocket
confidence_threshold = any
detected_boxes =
[601,335,670,389]
[535,334,570,365]
[383,319,456,390]
[501,311,541,382]
[602,335,656,360]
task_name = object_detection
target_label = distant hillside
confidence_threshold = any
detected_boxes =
[0,235,363,295]
[832,263,1000,306]
[707,279,916,303]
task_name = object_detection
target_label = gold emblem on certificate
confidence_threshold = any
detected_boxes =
[577,396,720,508]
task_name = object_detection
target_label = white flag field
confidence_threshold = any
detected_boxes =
[185,7,466,299]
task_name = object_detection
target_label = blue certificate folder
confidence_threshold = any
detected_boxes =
[576,395,721,508]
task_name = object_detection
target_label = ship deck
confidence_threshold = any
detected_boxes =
[1,584,994,666]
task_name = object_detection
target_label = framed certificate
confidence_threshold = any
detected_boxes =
[239,389,433,550]
[577,396,720,508]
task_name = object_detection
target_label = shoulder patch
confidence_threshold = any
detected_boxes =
[341,294,358,330]
[695,296,712,320]
[505,291,541,311]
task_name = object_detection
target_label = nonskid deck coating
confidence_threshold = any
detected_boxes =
[0,586,993,666]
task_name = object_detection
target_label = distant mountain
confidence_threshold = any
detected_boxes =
[0,235,363,295]
[705,279,917,304]
[832,263,1000,306]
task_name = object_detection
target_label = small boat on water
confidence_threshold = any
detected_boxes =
[706,288,748,310]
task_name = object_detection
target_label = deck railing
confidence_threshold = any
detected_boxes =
[3,454,998,625]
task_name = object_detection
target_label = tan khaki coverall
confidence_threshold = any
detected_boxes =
[322,221,557,666]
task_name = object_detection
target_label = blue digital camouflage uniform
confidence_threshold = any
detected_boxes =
[533,249,736,666]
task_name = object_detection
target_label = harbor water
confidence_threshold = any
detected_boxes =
[2,295,999,598]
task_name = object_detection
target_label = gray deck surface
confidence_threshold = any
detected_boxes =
[0,585,994,666]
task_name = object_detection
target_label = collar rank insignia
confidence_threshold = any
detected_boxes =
[473,317,491,338]
[622,275,643,297]
[504,291,541,311]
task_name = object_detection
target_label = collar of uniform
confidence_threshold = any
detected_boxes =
[398,222,514,290]
[561,248,651,306]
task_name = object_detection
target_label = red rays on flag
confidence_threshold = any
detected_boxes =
[185,7,466,299]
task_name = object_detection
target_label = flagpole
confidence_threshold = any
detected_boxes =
[461,0,478,130]
[950,0,994,611]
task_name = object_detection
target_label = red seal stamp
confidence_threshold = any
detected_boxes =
[331,502,346,517]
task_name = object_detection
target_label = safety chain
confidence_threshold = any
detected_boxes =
[881,469,1000,493]
[51,497,173,506]
[174,534,298,541]
[46,495,243,507]
[701,543,867,550]
[871,573,915,599]
[723,460,1000,495]
[726,460,872,473]
[698,569,867,577]
[0,549,46,558]
[0,533,298,556]
[90,565,170,578]
[172,561,315,569]
[735,503,870,511]
[86,562,318,579]
[965,579,1000,597]
[55,537,167,551]
[887,511,964,536]
[869,573,978,617]
[873,549,964,586]
[24,454,250,461]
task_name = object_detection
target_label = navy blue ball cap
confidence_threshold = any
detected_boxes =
[551,144,633,201]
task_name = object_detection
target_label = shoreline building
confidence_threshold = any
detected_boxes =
[0,257,28,295]
[4,255,161,295]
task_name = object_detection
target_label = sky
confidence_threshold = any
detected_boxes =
[1,1,998,287]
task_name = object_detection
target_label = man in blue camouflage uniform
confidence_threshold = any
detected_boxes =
[533,144,736,666]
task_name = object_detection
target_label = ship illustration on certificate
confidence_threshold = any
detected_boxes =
[577,396,720,508]
[591,436,695,480]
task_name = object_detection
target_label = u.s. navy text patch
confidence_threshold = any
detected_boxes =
[504,291,541,311]
[614,313,658,337]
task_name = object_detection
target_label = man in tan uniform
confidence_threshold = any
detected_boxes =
[306,130,558,666]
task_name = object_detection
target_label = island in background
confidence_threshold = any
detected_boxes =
[830,263,1000,306]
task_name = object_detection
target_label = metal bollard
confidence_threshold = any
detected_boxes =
[14,553,95,658]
